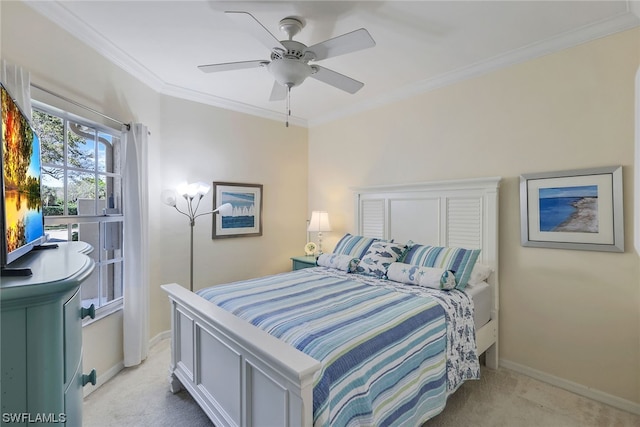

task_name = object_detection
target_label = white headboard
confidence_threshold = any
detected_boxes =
[353,177,501,284]
[352,177,502,365]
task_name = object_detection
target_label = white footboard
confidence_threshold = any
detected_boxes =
[161,283,322,427]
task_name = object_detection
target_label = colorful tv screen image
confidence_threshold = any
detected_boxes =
[2,85,44,259]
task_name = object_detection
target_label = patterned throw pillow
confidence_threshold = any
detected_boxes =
[355,241,407,278]
[316,253,359,272]
[332,234,379,260]
[402,244,481,290]
[387,262,457,290]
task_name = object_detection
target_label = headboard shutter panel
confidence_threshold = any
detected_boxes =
[446,197,482,249]
[360,199,385,239]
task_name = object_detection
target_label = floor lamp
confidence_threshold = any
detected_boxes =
[162,182,232,291]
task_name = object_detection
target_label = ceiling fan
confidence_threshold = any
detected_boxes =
[198,11,376,126]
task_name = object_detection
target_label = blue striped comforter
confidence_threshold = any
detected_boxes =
[198,267,479,426]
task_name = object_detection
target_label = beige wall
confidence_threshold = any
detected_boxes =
[1,1,308,386]
[152,96,307,334]
[309,28,640,405]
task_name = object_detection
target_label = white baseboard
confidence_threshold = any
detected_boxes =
[83,331,171,398]
[83,361,124,398]
[149,330,170,347]
[499,358,640,416]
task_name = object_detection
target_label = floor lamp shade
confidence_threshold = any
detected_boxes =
[161,181,232,291]
[307,211,331,254]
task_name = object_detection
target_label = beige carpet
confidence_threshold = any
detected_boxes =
[83,339,639,426]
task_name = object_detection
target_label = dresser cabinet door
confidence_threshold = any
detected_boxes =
[63,289,82,425]
[63,289,82,387]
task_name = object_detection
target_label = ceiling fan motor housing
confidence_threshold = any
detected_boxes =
[267,58,311,87]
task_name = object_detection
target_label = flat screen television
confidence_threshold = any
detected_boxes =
[1,83,47,275]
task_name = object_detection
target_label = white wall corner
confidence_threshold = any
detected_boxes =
[630,1,640,20]
[635,66,640,256]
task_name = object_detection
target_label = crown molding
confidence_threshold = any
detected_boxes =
[160,83,307,127]
[308,9,640,127]
[24,1,165,92]
[25,1,639,129]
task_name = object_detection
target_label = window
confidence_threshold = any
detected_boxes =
[32,103,124,321]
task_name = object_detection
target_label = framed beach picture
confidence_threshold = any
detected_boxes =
[212,182,263,239]
[520,166,623,252]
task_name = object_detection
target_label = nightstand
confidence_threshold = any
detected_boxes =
[291,255,317,271]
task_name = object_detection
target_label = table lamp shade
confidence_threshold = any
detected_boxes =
[307,211,331,232]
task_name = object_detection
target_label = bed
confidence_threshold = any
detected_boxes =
[162,177,500,426]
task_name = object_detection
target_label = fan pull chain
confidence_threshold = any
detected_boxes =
[286,85,291,127]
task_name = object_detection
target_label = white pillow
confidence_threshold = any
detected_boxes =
[468,263,493,285]
[387,262,456,290]
[316,253,359,272]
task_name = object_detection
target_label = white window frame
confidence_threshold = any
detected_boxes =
[32,100,124,323]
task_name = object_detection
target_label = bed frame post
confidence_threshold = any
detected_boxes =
[168,298,184,393]
[162,283,321,427]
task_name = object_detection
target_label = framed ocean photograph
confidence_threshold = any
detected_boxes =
[212,182,263,239]
[520,166,623,252]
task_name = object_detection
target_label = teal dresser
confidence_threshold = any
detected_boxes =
[1,242,96,426]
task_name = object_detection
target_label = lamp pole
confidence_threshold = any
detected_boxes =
[189,217,195,292]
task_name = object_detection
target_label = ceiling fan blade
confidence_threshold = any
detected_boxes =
[305,28,375,61]
[225,11,285,52]
[269,81,287,101]
[198,60,267,73]
[310,66,364,94]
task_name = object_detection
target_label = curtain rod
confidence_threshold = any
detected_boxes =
[30,83,131,131]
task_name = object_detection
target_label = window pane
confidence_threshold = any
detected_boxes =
[67,122,95,171]
[44,223,76,242]
[42,167,64,216]
[68,170,97,215]
[32,110,63,165]
[77,222,99,261]
[105,176,122,211]
[101,222,122,261]
[97,174,107,207]
[100,262,123,306]
[81,267,100,309]
[98,132,117,173]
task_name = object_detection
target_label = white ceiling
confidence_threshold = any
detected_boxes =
[26,1,640,127]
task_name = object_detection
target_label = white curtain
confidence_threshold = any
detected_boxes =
[122,123,150,367]
[1,60,31,120]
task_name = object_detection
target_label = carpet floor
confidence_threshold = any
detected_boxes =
[83,339,639,426]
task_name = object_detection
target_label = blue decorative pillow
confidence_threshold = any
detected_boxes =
[316,253,359,273]
[402,244,481,290]
[356,241,407,278]
[332,234,379,260]
[387,262,457,290]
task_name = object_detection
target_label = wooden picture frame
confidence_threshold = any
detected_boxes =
[520,166,623,252]
[212,182,263,239]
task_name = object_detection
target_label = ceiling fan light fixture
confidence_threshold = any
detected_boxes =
[267,58,311,87]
